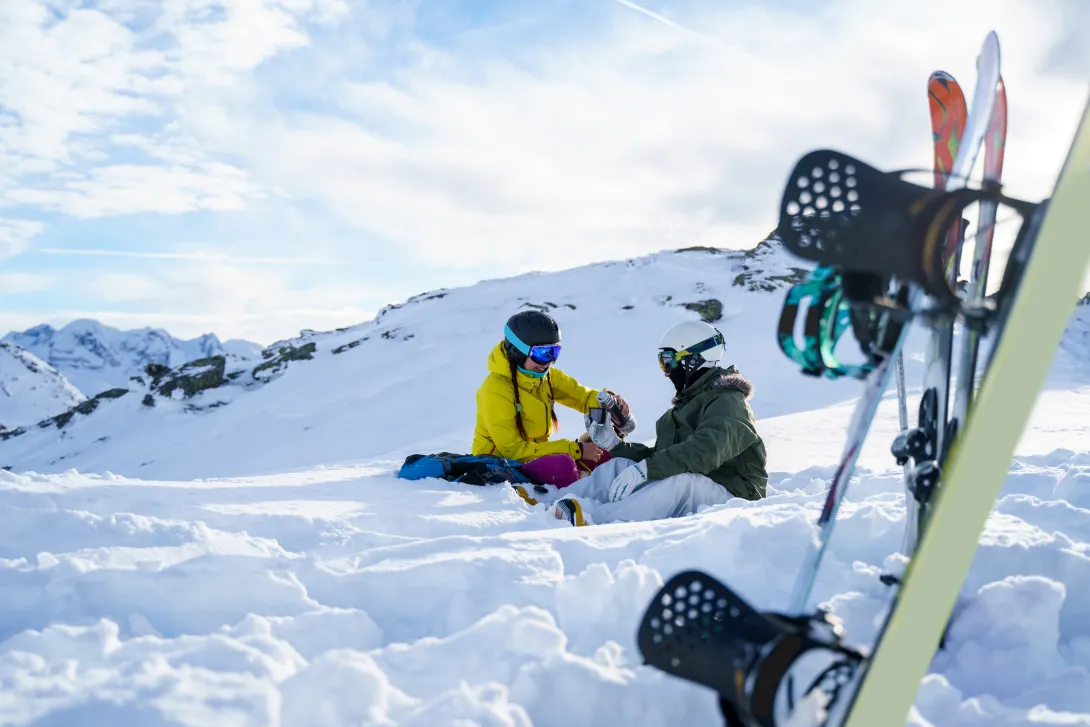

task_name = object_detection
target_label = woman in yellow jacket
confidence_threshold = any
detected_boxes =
[472,310,630,488]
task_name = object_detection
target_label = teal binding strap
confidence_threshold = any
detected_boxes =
[777,271,827,375]
[778,265,883,380]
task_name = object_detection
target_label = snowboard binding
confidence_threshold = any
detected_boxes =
[637,570,864,727]
[772,149,1046,390]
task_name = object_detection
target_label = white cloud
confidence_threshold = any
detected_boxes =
[2,0,1088,346]
[0,219,43,258]
[183,0,1088,278]
[63,261,392,342]
[0,0,343,216]
[0,1,162,164]
[7,162,262,217]
[35,247,354,263]
[0,272,54,294]
[161,0,346,85]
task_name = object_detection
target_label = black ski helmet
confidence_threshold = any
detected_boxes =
[503,310,560,361]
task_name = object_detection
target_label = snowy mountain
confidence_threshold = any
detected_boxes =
[0,237,1085,479]
[1,239,1089,727]
[2,320,263,398]
[0,342,86,431]
[223,337,265,360]
[0,238,843,477]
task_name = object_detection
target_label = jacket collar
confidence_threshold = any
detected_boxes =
[671,365,754,405]
[486,341,548,387]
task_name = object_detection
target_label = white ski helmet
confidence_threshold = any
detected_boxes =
[657,319,725,373]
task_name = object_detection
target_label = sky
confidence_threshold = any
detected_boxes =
[1,0,1088,345]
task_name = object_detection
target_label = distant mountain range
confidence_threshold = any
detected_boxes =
[1,320,262,409]
[0,342,88,431]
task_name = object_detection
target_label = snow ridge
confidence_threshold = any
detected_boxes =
[0,342,86,431]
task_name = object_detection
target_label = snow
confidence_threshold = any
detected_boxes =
[224,339,265,360]
[1,449,1088,726]
[0,342,86,430]
[0,241,1088,726]
[2,320,263,399]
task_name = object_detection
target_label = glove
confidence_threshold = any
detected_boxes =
[600,390,635,436]
[608,461,648,502]
[609,393,636,436]
[584,405,622,450]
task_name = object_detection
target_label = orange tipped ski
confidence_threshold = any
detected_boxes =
[928,71,969,280]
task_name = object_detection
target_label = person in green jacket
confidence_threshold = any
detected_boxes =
[554,319,768,526]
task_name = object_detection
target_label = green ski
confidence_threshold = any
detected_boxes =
[842,87,1090,727]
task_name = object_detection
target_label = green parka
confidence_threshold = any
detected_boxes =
[609,365,768,500]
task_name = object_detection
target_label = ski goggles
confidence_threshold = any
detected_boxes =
[657,332,725,373]
[505,325,562,365]
[527,343,561,365]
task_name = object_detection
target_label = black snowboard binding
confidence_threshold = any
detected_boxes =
[776,149,1040,330]
[637,570,864,727]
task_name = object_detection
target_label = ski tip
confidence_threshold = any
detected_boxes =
[978,30,1001,68]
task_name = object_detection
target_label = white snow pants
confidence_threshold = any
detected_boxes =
[558,457,732,524]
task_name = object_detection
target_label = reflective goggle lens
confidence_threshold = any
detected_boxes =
[658,349,684,372]
[529,344,561,364]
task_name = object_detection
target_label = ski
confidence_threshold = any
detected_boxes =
[897,71,968,556]
[777,33,999,616]
[842,85,1090,727]
[632,31,1090,727]
[948,77,1008,455]
[900,71,1007,556]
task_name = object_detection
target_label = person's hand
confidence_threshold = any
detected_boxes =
[609,461,648,501]
[611,393,631,418]
[606,391,635,435]
[580,440,605,463]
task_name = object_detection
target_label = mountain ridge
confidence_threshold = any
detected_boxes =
[0,342,87,431]
[2,320,264,399]
[1,237,1085,479]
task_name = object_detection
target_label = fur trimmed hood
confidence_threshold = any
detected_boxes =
[672,366,754,405]
[710,372,754,398]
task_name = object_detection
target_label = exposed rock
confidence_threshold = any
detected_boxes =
[682,299,724,323]
[732,267,809,293]
[332,338,368,354]
[144,362,172,386]
[154,356,227,399]
[38,387,130,430]
[0,426,26,441]
[676,245,724,254]
[252,342,316,383]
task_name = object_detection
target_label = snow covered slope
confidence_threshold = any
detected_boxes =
[2,320,263,398]
[1,239,1089,726]
[0,428,1087,726]
[0,342,86,431]
[1,238,1086,479]
[0,239,860,477]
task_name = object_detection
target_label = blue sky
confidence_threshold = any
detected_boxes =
[1,0,1088,344]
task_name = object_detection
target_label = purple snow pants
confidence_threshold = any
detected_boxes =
[521,451,614,489]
